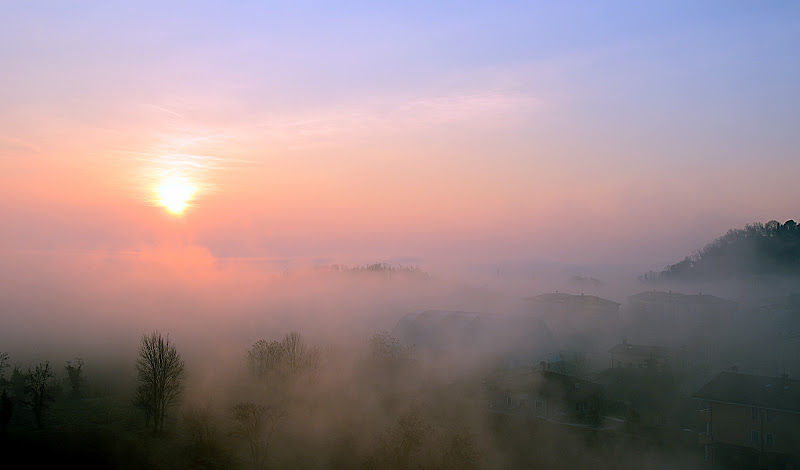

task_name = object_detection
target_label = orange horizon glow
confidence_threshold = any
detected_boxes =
[2,3,799,267]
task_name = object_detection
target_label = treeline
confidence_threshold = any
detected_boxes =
[642,219,800,281]
[323,262,429,278]
[0,329,482,470]
[0,326,705,469]
[0,353,84,431]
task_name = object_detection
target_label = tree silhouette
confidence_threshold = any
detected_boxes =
[246,339,284,381]
[64,357,85,398]
[245,331,320,382]
[183,404,219,451]
[282,331,319,376]
[0,352,8,387]
[0,353,9,431]
[440,427,481,470]
[25,362,59,429]
[374,408,433,470]
[229,402,286,470]
[134,331,186,434]
[0,389,11,434]
[10,366,26,402]
[550,351,589,378]
[369,330,413,366]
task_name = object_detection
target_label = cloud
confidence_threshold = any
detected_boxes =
[250,90,541,145]
[0,134,42,156]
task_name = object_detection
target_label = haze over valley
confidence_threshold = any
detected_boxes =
[2,2,799,469]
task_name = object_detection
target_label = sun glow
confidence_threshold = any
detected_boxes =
[157,177,195,214]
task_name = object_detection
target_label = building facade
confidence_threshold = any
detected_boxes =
[608,340,679,369]
[694,371,800,469]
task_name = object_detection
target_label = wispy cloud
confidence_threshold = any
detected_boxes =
[127,134,250,207]
[252,90,541,145]
[0,134,42,156]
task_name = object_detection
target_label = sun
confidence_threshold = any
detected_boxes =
[157,177,195,214]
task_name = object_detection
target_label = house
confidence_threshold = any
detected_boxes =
[592,366,691,432]
[608,340,679,369]
[489,366,606,426]
[628,290,738,325]
[392,310,554,366]
[627,291,739,347]
[759,300,800,339]
[527,292,621,320]
[524,293,621,349]
[694,371,800,469]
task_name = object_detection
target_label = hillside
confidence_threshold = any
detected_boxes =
[642,220,800,281]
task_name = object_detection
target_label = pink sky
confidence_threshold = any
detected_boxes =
[2,2,798,271]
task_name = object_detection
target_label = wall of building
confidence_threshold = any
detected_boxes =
[764,408,800,456]
[610,351,675,369]
[711,402,760,450]
[711,402,800,457]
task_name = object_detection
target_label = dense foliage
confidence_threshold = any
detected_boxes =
[642,219,800,281]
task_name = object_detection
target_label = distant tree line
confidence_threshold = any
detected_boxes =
[0,352,84,431]
[642,219,800,281]
[246,331,320,382]
[1,328,488,470]
[323,262,429,278]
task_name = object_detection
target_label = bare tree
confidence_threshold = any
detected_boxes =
[25,362,59,429]
[281,331,319,376]
[246,339,285,381]
[440,427,481,470]
[135,331,186,434]
[550,351,589,378]
[183,404,218,450]
[10,366,26,401]
[367,331,414,386]
[0,388,11,434]
[64,357,86,398]
[369,330,411,364]
[245,332,320,382]
[229,402,286,470]
[0,352,8,386]
[374,408,433,470]
[0,353,9,430]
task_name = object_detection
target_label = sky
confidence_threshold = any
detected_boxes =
[2,0,799,271]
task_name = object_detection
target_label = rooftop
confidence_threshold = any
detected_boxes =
[526,293,620,307]
[608,342,674,357]
[496,368,604,401]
